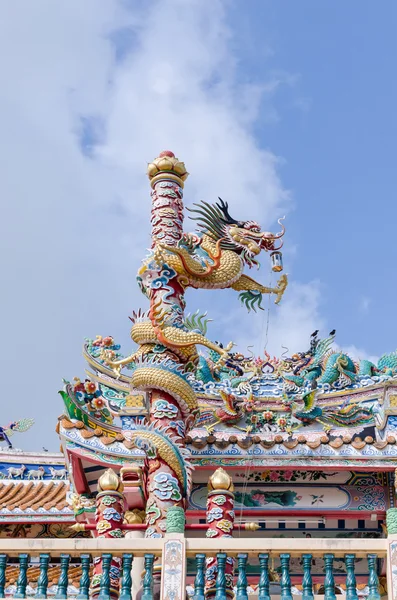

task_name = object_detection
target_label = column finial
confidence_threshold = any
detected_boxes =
[147,150,189,188]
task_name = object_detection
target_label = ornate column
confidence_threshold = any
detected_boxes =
[91,469,125,599]
[205,468,235,600]
[140,152,193,538]
[386,468,397,598]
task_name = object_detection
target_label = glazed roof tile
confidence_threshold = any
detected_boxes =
[5,564,92,587]
[59,415,396,452]
[0,481,70,514]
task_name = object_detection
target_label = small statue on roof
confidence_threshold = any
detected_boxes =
[0,419,34,449]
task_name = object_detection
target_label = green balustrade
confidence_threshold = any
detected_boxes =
[77,554,91,600]
[214,553,227,600]
[36,553,50,599]
[141,554,154,600]
[14,553,29,599]
[98,554,112,600]
[55,553,70,600]
[119,554,134,600]
[236,554,248,600]
[193,554,206,600]
[345,554,358,600]
[258,554,270,600]
[0,554,7,599]
[301,554,314,600]
[323,554,336,600]
[367,554,381,600]
[280,553,293,600]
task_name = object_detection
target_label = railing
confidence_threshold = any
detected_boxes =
[0,537,391,599]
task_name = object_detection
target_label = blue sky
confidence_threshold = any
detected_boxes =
[227,1,397,356]
[1,0,396,449]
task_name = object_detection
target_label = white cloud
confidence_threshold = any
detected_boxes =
[358,296,372,315]
[194,280,326,359]
[0,0,349,450]
[339,346,379,365]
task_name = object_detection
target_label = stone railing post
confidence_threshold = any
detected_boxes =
[158,506,186,600]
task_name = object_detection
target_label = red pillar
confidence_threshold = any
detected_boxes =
[205,468,235,599]
[91,469,125,599]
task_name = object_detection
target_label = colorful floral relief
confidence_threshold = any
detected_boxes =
[234,489,300,508]
[73,377,113,423]
[244,407,293,433]
[236,469,334,483]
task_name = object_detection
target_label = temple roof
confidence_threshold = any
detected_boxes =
[0,452,72,522]
[0,480,70,518]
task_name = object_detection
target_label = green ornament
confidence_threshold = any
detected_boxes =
[386,508,397,534]
[166,506,185,533]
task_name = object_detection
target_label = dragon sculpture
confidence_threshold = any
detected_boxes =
[99,151,288,536]
[293,388,375,429]
[281,330,397,393]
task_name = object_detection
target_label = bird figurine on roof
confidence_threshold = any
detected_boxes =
[293,388,323,425]
[197,390,249,433]
[0,419,34,449]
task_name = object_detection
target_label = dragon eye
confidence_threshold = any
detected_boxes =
[244,221,261,232]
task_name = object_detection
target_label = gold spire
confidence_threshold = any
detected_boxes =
[147,150,189,188]
[97,468,124,493]
[208,467,234,492]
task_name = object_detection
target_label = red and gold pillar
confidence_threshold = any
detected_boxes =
[91,469,125,599]
[205,468,235,599]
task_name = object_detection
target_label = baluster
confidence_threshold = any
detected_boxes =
[367,554,381,600]
[119,554,133,600]
[14,553,29,599]
[77,554,91,600]
[258,554,270,600]
[215,553,227,600]
[280,554,293,600]
[98,554,112,600]
[193,554,206,600]
[345,554,358,600]
[301,554,314,600]
[236,554,248,600]
[36,553,50,599]
[0,554,7,599]
[55,553,70,599]
[141,554,154,600]
[323,554,336,600]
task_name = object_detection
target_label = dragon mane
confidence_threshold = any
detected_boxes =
[187,197,245,250]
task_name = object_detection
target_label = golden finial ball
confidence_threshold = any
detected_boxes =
[147,150,189,186]
[208,467,234,492]
[98,468,124,493]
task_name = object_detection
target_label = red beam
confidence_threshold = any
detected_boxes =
[68,452,89,495]
[185,509,385,519]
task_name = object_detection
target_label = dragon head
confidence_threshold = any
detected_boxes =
[188,198,285,267]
